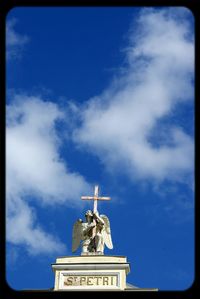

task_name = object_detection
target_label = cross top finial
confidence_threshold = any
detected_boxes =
[94,185,99,197]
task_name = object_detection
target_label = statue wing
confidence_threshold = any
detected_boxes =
[72,219,83,253]
[100,214,113,249]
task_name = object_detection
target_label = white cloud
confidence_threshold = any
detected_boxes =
[6,18,29,60]
[73,8,194,184]
[6,94,91,254]
[7,196,65,255]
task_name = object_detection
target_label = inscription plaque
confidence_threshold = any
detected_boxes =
[58,271,120,290]
[63,275,117,287]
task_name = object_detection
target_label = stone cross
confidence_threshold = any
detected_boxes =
[81,185,111,213]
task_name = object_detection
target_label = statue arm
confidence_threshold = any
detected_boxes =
[93,212,105,225]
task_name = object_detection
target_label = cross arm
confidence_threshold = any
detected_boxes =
[81,196,94,200]
[97,197,111,201]
[81,196,111,201]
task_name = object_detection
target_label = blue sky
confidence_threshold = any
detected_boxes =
[6,7,194,291]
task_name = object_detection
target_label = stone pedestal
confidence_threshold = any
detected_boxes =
[52,255,130,291]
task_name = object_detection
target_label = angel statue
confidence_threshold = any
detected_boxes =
[72,209,113,255]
